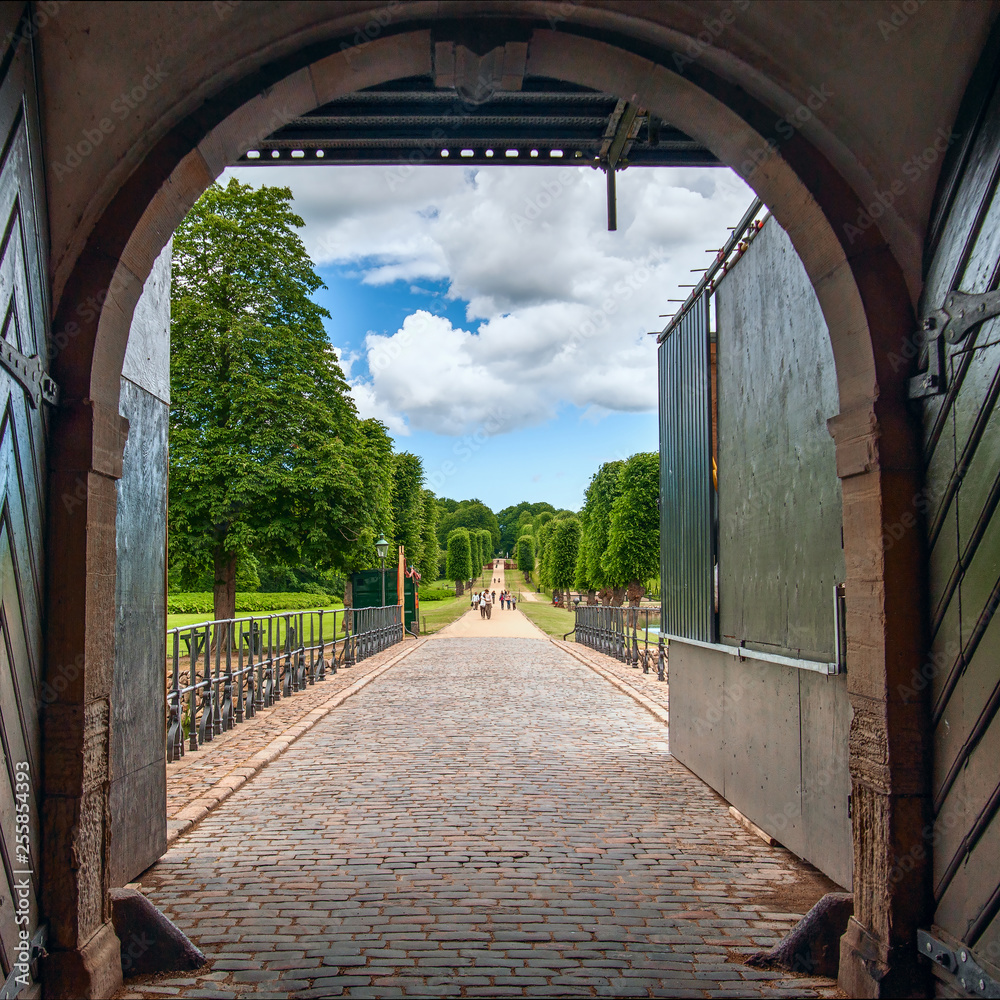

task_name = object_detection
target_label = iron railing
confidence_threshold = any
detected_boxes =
[166,604,404,762]
[574,605,666,681]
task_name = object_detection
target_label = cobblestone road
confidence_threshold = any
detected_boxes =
[124,638,841,999]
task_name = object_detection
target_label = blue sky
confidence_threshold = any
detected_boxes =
[226,164,752,512]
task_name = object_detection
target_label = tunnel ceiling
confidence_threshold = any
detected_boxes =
[233,76,720,169]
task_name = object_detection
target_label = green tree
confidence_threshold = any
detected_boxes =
[573,506,597,603]
[418,490,440,582]
[437,499,500,550]
[603,452,660,606]
[517,535,534,580]
[551,516,581,607]
[446,527,472,595]
[391,452,425,568]
[478,528,494,571]
[169,178,372,622]
[497,500,556,553]
[581,460,626,604]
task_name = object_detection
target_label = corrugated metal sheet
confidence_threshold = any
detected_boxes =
[659,295,716,642]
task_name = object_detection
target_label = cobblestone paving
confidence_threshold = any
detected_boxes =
[123,638,841,999]
[165,639,422,841]
[553,641,670,724]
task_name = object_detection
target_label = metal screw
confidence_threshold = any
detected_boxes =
[962,951,968,962]
[979,979,986,991]
[925,942,932,953]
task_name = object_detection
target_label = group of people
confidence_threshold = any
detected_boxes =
[470,587,517,620]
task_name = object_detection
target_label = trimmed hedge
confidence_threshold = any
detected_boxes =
[167,592,342,615]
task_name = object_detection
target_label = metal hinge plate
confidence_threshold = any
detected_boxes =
[918,929,1000,997]
[0,338,58,407]
[910,289,1000,399]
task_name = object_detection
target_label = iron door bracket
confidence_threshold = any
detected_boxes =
[910,289,1000,398]
[0,338,58,407]
[918,929,1000,997]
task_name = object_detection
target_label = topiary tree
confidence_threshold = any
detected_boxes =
[551,516,581,608]
[517,535,534,581]
[391,452,425,570]
[446,527,472,595]
[581,460,626,605]
[603,452,660,607]
[573,506,597,604]
[468,529,482,585]
[418,490,439,583]
[478,528,494,577]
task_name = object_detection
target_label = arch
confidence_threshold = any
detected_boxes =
[43,15,932,998]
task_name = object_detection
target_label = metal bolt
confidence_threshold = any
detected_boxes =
[962,951,968,962]
[926,942,932,953]
[979,979,986,991]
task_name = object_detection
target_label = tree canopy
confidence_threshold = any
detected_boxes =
[170,179,372,620]
[496,500,556,554]
[517,535,534,578]
[446,528,472,593]
[436,499,500,551]
[603,452,660,602]
[550,516,582,599]
[168,179,438,618]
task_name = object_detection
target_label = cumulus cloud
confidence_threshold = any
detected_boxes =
[229,163,753,436]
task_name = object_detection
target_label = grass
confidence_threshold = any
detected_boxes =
[167,606,343,634]
[417,593,470,633]
[517,599,576,638]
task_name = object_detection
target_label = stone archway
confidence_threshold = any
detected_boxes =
[41,14,944,997]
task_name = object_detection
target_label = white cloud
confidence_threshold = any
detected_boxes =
[228,163,753,436]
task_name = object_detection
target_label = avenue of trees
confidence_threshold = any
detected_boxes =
[508,453,659,608]
[168,180,440,620]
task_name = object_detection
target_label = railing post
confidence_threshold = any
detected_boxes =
[168,630,181,761]
[658,634,666,682]
[234,621,244,723]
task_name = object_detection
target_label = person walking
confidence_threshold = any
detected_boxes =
[482,589,492,620]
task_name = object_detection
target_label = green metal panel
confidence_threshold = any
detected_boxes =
[351,568,418,634]
[715,217,844,662]
[658,295,715,642]
[915,44,1000,987]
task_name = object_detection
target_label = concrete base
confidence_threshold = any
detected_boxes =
[838,916,928,998]
[42,921,123,1000]
[748,892,853,979]
[111,888,207,977]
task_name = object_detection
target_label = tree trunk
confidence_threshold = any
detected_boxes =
[212,547,237,651]
[342,577,353,633]
[213,547,237,621]
[611,586,626,607]
[455,580,464,596]
[626,579,645,607]
[587,589,597,605]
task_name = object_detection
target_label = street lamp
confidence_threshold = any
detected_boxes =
[375,534,389,607]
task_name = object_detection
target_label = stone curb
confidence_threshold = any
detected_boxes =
[551,639,669,728]
[165,639,425,846]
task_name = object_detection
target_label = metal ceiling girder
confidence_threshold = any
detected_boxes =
[601,100,642,231]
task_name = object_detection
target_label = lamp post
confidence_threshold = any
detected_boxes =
[375,534,389,607]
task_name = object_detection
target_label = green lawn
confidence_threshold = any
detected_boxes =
[417,593,470,633]
[167,604,349,642]
[517,599,576,638]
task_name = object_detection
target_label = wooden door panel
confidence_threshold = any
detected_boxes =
[919,51,1000,994]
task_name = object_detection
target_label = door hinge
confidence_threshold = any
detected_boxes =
[910,289,1000,399]
[0,339,58,407]
[918,929,1000,997]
